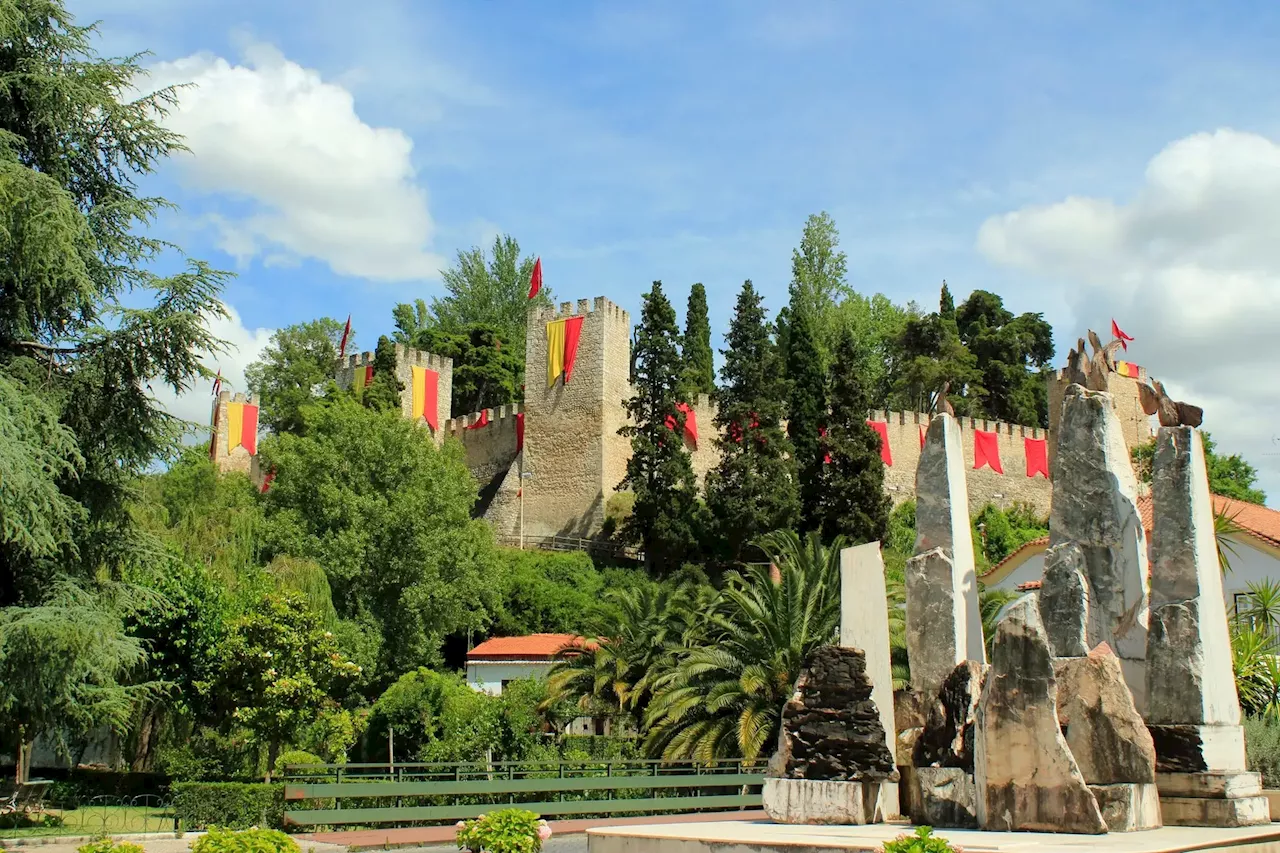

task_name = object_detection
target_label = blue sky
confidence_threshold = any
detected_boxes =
[73,0,1280,500]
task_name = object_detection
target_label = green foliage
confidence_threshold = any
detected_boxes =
[880,826,960,853]
[971,502,1049,572]
[831,292,907,411]
[244,319,347,436]
[190,827,298,853]
[1132,433,1266,505]
[618,282,704,573]
[491,549,616,636]
[643,531,842,761]
[706,280,798,563]
[680,283,715,398]
[396,235,550,372]
[0,582,154,780]
[955,290,1054,426]
[785,212,852,361]
[817,326,889,546]
[258,394,498,681]
[456,808,548,853]
[1244,716,1280,788]
[785,306,827,534]
[360,335,404,413]
[197,592,360,778]
[0,8,231,605]
[893,300,982,416]
[1231,620,1280,719]
[886,500,917,555]
[979,586,1020,656]
[274,749,324,774]
[77,841,142,853]
[172,783,285,831]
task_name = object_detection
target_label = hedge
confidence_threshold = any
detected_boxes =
[172,782,284,830]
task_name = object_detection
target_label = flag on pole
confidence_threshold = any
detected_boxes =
[528,258,543,299]
[339,315,352,359]
[211,369,222,398]
[1111,319,1134,351]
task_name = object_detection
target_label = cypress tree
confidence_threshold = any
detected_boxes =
[818,326,890,545]
[939,280,956,320]
[681,282,715,398]
[705,281,798,563]
[786,307,827,533]
[362,336,404,413]
[619,282,703,573]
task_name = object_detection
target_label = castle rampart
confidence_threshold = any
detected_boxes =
[333,345,453,439]
[210,390,259,476]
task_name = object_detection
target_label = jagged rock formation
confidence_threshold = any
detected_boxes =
[975,596,1106,834]
[1039,541,1091,658]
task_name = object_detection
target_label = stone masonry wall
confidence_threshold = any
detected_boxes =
[522,298,631,539]
[1047,367,1152,471]
[334,346,453,443]
[442,404,523,541]
[211,390,258,475]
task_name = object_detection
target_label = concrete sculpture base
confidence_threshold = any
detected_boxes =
[762,777,888,825]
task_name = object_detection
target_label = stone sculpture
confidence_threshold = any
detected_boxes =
[1055,647,1161,831]
[1048,384,1149,711]
[911,661,985,828]
[763,646,898,825]
[907,413,985,703]
[1138,379,1204,428]
[975,596,1107,834]
[1145,426,1269,826]
[1039,541,1091,657]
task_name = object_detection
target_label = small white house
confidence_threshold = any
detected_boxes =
[465,633,605,736]
[980,494,1280,618]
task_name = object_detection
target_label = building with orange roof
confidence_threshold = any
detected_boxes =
[465,633,609,736]
[979,494,1280,619]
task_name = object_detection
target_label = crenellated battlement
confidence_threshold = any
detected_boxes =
[532,296,630,325]
[867,409,1050,440]
[443,403,525,439]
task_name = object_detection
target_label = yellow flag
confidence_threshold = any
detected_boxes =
[546,319,566,386]
[411,365,426,420]
[226,402,244,453]
[353,364,367,393]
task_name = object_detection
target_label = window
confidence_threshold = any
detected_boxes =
[500,679,511,692]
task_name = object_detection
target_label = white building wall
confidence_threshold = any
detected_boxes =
[466,660,554,695]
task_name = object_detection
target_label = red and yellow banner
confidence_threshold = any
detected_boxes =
[1114,360,1142,379]
[226,402,259,455]
[546,316,585,386]
[411,366,440,430]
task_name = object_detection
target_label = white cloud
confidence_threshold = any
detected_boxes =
[978,128,1280,503]
[149,303,274,435]
[140,42,446,281]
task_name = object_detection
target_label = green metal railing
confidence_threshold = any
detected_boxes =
[282,759,764,828]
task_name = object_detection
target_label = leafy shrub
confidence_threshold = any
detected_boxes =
[274,749,325,775]
[172,783,284,830]
[1245,715,1280,787]
[78,841,144,853]
[879,826,960,853]
[456,809,550,853]
[190,827,299,853]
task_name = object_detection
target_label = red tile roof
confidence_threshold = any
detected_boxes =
[466,633,597,661]
[980,493,1280,580]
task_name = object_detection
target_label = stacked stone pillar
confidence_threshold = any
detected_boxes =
[1145,426,1270,826]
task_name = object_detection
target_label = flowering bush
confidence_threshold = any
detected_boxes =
[455,809,551,853]
[879,826,962,853]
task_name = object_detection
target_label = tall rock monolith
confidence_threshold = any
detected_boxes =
[975,596,1107,834]
[1146,426,1269,827]
[840,541,900,820]
[908,413,984,702]
[1049,384,1149,711]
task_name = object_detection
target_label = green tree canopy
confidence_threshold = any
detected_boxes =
[955,289,1054,426]
[0,1,229,604]
[706,281,798,563]
[1132,432,1267,505]
[786,212,851,361]
[245,318,347,435]
[258,395,499,683]
[680,283,715,398]
[785,307,827,535]
[618,282,704,573]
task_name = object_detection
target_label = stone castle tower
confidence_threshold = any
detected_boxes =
[212,299,1158,540]
[210,390,260,477]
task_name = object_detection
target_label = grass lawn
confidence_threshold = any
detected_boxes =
[0,804,176,838]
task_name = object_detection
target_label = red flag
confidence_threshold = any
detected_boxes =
[973,429,1004,474]
[919,425,927,449]
[563,316,585,382]
[866,420,892,466]
[467,410,490,430]
[1111,319,1134,351]
[516,411,525,452]
[211,368,222,398]
[528,258,543,299]
[260,468,276,494]
[1025,437,1049,479]
[339,315,352,359]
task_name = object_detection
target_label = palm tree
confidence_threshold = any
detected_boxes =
[543,582,698,730]
[641,530,845,762]
[1241,580,1280,637]
[1231,621,1280,717]
[1216,503,1244,574]
[979,585,1020,656]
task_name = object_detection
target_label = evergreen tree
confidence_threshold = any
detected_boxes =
[618,282,702,573]
[939,281,956,320]
[706,281,798,563]
[786,307,826,533]
[361,336,404,413]
[680,283,715,398]
[787,212,851,363]
[819,327,889,546]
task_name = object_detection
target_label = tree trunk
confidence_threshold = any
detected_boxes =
[131,706,164,772]
[265,739,280,783]
[15,728,28,784]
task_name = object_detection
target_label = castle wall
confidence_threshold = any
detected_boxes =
[211,390,258,476]
[686,393,718,488]
[334,346,453,442]
[522,298,630,539]
[1047,367,1152,470]
[442,405,524,539]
